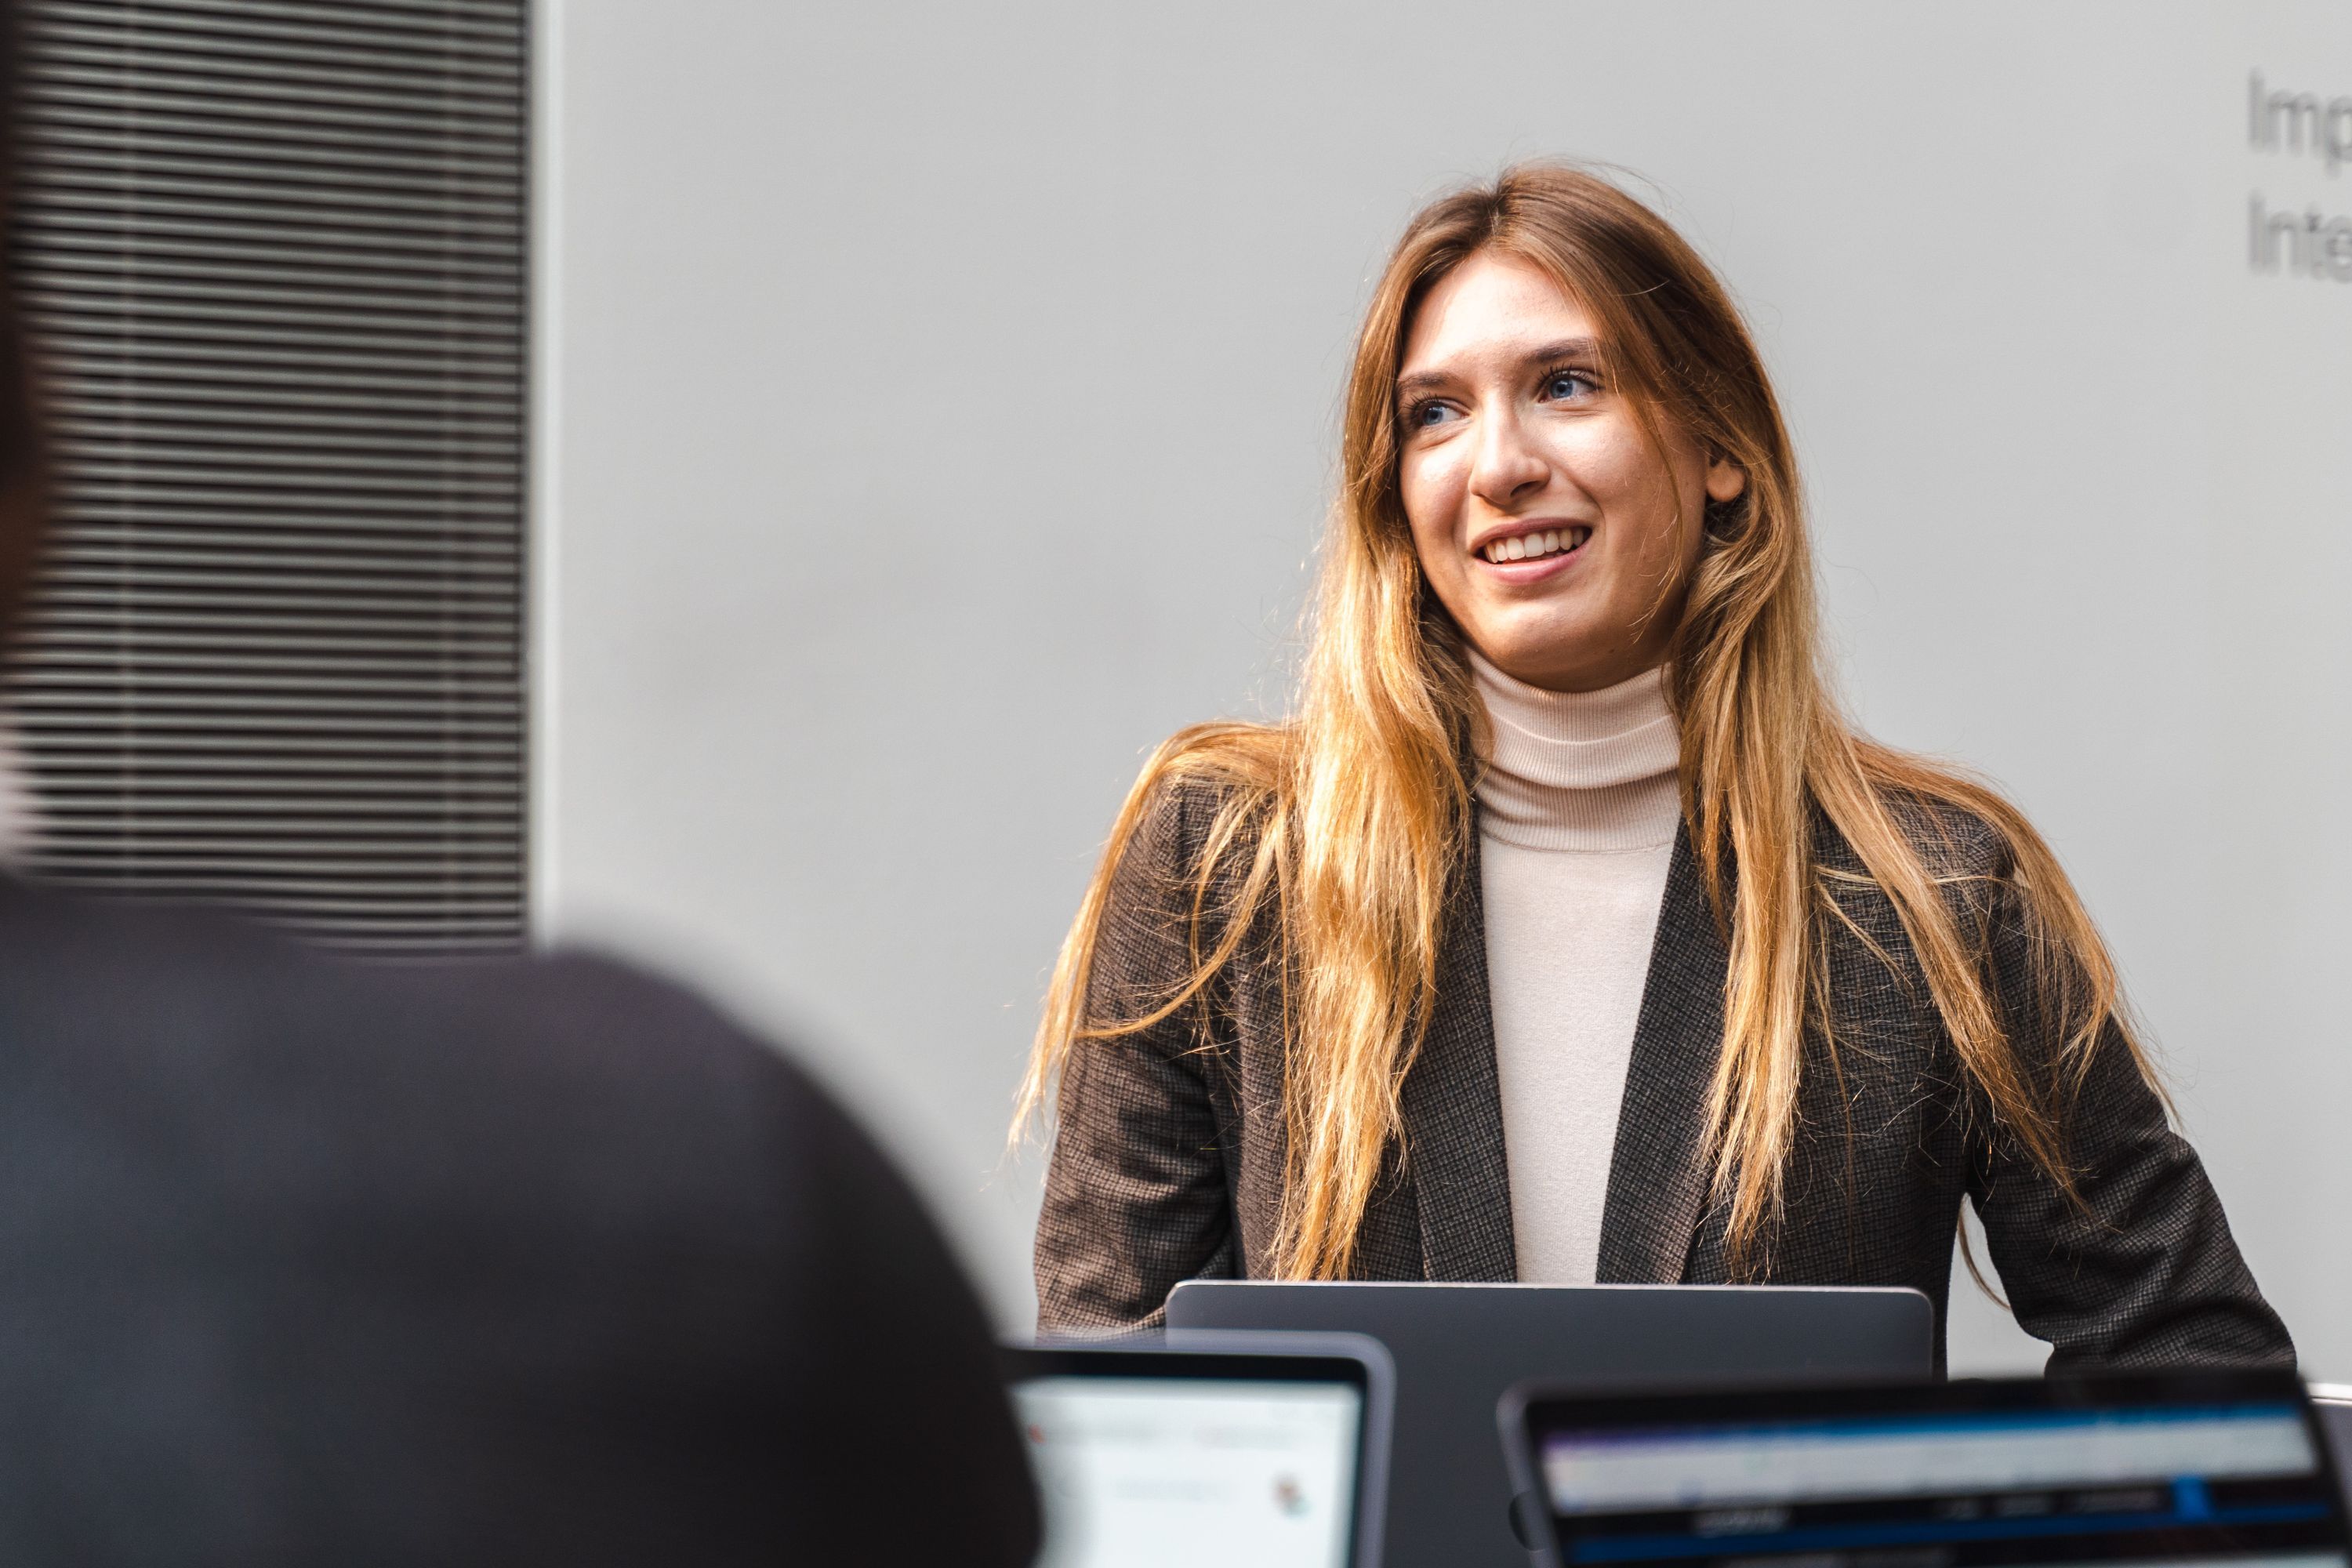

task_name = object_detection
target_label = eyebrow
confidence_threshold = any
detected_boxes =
[1394,336,1604,402]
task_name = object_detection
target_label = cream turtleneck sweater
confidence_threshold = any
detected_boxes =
[1472,649,1682,1285]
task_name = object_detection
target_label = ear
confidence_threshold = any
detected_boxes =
[1704,454,1748,504]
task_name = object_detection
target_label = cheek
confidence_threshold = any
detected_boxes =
[1398,448,1468,564]
[1558,424,1652,508]
[1565,426,1690,554]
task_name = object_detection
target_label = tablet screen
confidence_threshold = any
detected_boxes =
[1011,1371,1363,1568]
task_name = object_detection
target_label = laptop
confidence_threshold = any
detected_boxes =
[2307,1383,2352,1497]
[1500,1367,2346,1568]
[1167,1281,1934,1568]
[1003,1330,1395,1568]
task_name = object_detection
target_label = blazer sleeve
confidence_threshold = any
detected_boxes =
[1967,878,2295,1370]
[1034,779,1243,1332]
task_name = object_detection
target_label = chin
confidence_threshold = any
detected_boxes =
[1472,613,1601,684]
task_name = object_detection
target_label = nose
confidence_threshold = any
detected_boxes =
[1467,401,1548,511]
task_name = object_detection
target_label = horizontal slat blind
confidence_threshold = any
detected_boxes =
[12,0,528,956]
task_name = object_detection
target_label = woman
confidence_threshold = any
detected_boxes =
[1019,164,2288,1367]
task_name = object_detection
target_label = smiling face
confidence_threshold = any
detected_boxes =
[1394,249,1746,693]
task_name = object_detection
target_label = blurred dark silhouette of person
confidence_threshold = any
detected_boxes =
[0,8,1039,1564]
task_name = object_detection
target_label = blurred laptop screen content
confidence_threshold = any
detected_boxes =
[1505,1370,2343,1568]
[1005,1337,1392,1568]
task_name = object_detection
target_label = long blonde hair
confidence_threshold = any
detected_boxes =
[1018,164,2151,1279]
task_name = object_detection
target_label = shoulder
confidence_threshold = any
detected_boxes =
[0,878,834,1203]
[0,891,1040,1560]
[1112,723,1288,883]
[1807,771,2034,981]
[1813,767,2020,889]
[1880,786,2014,881]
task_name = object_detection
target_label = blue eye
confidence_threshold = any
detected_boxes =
[1406,400,1454,429]
[1543,370,1596,401]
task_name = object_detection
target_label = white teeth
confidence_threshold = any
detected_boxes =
[1487,528,1584,564]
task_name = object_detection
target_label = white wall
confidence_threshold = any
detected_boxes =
[537,0,2352,1374]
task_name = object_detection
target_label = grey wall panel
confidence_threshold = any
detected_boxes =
[543,0,2352,1371]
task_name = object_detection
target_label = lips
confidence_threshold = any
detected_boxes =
[1478,524,1589,564]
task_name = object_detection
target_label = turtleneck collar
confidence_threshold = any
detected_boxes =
[1469,647,1682,853]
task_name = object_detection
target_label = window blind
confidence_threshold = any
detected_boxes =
[10,0,529,956]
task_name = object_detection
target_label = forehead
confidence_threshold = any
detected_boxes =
[1399,250,1596,377]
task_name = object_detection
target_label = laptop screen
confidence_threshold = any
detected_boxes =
[1006,1345,1369,1568]
[1519,1374,2345,1568]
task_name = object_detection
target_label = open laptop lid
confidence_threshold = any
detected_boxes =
[1501,1369,2344,1568]
[1004,1331,1394,1568]
[1169,1281,1934,1568]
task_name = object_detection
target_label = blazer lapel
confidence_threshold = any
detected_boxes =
[1595,825,1730,1283]
[1400,829,1517,1282]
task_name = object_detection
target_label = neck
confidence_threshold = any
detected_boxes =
[1468,648,1682,852]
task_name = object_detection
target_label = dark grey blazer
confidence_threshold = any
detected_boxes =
[1035,777,2292,1370]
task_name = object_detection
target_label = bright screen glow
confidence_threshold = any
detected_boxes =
[1543,1407,2318,1512]
[1533,1399,2343,1568]
[1012,1374,1361,1568]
